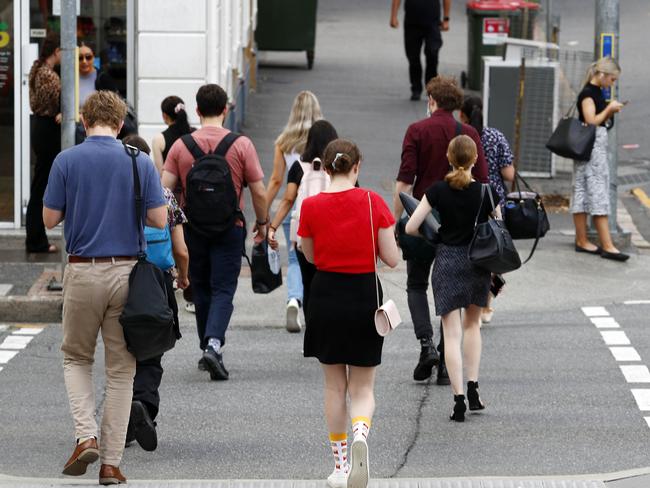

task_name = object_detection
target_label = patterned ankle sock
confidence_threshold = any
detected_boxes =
[77,435,95,444]
[351,416,371,441]
[329,432,349,472]
[207,338,221,351]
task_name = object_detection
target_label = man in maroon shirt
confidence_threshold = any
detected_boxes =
[393,75,488,384]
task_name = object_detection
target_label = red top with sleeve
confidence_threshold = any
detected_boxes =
[396,110,489,200]
[297,188,396,274]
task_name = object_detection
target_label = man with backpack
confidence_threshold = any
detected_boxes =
[162,84,268,381]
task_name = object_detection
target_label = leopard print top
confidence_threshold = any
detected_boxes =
[29,63,61,117]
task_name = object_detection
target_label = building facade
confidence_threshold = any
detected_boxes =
[0,0,256,229]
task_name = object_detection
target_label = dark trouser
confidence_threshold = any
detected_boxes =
[133,272,180,420]
[406,257,445,359]
[404,23,443,95]
[26,115,61,252]
[185,224,244,350]
[295,245,317,325]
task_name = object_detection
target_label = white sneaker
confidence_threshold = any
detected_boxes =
[185,302,195,314]
[286,298,302,333]
[348,437,369,488]
[326,469,348,488]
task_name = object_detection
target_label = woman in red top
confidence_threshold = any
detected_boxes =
[298,139,399,488]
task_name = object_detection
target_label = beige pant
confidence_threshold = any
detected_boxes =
[61,261,136,466]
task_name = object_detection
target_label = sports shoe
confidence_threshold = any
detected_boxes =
[327,468,348,488]
[286,298,302,333]
[413,338,439,381]
[185,302,195,314]
[202,345,229,380]
[348,437,369,488]
[130,400,157,451]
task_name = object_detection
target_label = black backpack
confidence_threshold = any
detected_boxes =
[182,132,242,238]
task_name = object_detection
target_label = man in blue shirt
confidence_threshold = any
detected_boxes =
[43,90,166,485]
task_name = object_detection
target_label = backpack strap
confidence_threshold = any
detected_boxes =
[213,132,241,157]
[455,120,463,137]
[180,134,205,160]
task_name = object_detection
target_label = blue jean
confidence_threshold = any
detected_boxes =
[282,216,303,304]
[185,225,244,350]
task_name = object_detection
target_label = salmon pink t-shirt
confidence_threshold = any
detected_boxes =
[297,188,395,274]
[163,126,264,211]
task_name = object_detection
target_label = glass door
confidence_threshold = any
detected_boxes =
[0,0,15,223]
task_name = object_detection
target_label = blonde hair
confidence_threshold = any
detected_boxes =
[445,135,477,190]
[81,90,127,130]
[583,56,621,86]
[275,90,323,154]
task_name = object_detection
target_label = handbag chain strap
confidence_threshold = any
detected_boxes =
[125,144,146,258]
[367,192,381,310]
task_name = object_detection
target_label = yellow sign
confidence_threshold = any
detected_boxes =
[0,32,9,49]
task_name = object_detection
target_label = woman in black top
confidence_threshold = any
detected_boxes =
[406,135,497,422]
[572,57,628,261]
[151,95,194,174]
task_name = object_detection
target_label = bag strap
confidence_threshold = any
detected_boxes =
[367,192,381,310]
[180,134,205,160]
[124,143,146,258]
[474,184,496,228]
[455,120,462,137]
[213,132,241,157]
[521,202,545,265]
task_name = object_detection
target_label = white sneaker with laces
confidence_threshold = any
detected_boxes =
[326,468,348,488]
[286,298,302,333]
[348,437,369,488]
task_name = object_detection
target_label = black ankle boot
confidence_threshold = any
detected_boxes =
[413,338,439,381]
[467,381,486,411]
[450,394,466,422]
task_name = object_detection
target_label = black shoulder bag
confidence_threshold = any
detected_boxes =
[468,184,522,275]
[119,144,176,361]
[546,103,596,161]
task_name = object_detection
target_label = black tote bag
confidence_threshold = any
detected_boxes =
[546,105,596,161]
[250,241,282,294]
[119,144,176,361]
[468,185,522,275]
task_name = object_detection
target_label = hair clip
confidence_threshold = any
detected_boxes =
[174,103,185,114]
[332,152,345,170]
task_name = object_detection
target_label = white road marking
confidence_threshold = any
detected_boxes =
[610,347,642,362]
[0,367,2,372]
[0,350,18,364]
[582,306,609,317]
[620,365,650,383]
[600,330,631,345]
[631,389,650,411]
[590,317,620,328]
[645,417,650,428]
[0,336,34,349]
[624,300,650,305]
[0,284,12,296]
[12,327,44,336]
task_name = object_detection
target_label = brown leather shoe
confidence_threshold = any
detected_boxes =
[62,437,99,476]
[99,464,127,485]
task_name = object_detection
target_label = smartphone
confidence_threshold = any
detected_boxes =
[622,100,630,105]
[490,274,506,297]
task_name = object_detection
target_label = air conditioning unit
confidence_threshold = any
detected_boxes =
[483,57,559,177]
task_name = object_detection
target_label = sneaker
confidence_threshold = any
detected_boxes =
[413,338,439,381]
[202,345,229,381]
[348,437,369,488]
[185,302,195,314]
[130,400,157,451]
[327,469,348,488]
[286,298,302,333]
[436,362,451,386]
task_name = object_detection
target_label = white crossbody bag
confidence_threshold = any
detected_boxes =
[368,192,402,337]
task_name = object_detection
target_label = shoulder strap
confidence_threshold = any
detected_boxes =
[181,134,205,160]
[455,120,463,137]
[368,192,380,310]
[124,143,145,257]
[213,132,241,157]
[474,184,488,228]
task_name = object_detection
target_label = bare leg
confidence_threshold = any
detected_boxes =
[593,215,619,253]
[573,212,598,250]
[321,364,348,434]
[347,366,377,421]
[441,309,463,395]
[462,305,483,382]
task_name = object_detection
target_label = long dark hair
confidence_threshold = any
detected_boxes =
[161,95,191,135]
[30,31,60,92]
[300,120,338,169]
[460,96,484,134]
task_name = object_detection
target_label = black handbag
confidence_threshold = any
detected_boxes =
[468,184,522,274]
[119,144,176,362]
[250,241,282,294]
[546,105,596,161]
[504,172,550,264]
[397,217,436,262]
[399,192,440,245]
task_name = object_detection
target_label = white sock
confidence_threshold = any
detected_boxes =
[351,416,371,441]
[329,433,349,473]
[207,338,221,351]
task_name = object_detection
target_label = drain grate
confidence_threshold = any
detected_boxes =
[618,172,650,188]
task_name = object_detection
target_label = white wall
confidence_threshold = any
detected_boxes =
[136,0,256,146]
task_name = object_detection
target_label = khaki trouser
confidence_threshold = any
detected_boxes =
[61,261,136,466]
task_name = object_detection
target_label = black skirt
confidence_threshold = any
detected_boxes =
[431,244,491,316]
[305,271,384,367]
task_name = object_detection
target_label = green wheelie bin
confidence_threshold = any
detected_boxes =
[255,0,318,69]
[464,0,539,90]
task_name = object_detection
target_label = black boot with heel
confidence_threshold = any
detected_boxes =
[467,381,486,411]
[450,394,467,422]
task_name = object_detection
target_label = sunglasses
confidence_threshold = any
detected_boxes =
[78,54,94,61]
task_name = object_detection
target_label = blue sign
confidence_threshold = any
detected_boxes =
[600,33,615,101]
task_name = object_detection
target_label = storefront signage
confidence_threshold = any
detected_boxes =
[483,18,509,45]
[0,22,9,49]
[0,21,9,92]
[30,29,47,38]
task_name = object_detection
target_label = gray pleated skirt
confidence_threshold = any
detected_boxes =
[431,244,491,316]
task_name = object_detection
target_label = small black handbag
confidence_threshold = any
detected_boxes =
[504,172,550,264]
[119,145,177,362]
[546,105,596,161]
[250,241,282,294]
[468,184,522,275]
[399,192,440,245]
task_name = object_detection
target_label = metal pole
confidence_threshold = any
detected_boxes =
[595,0,621,238]
[546,0,553,43]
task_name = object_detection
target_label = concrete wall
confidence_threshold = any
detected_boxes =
[136,0,256,146]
